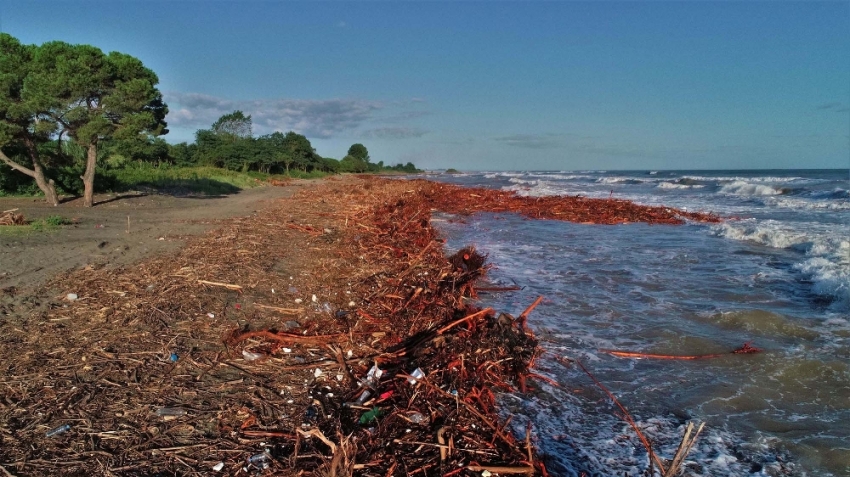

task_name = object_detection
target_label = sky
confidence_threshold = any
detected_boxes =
[3,1,849,171]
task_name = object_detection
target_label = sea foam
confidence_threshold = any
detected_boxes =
[719,180,785,197]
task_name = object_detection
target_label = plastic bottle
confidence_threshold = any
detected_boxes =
[355,390,372,405]
[247,451,270,469]
[46,424,71,437]
[408,412,427,424]
[408,367,425,384]
[155,407,187,417]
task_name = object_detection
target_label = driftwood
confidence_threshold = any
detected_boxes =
[602,342,762,360]
[196,279,243,291]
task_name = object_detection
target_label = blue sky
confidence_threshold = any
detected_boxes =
[4,1,849,170]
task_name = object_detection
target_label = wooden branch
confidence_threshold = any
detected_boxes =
[602,342,762,360]
[197,280,243,291]
[253,303,302,314]
[436,308,494,335]
[241,430,296,439]
[575,359,667,473]
[0,150,35,178]
[225,329,349,346]
[475,286,522,292]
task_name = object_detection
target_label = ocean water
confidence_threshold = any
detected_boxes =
[430,170,850,476]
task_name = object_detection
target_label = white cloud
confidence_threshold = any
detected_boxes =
[164,92,381,139]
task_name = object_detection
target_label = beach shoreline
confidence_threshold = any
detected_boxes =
[1,176,714,476]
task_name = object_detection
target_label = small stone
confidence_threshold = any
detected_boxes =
[314,368,323,378]
[348,301,356,307]
[311,294,317,303]
[212,462,225,472]
[66,293,78,301]
[294,298,303,304]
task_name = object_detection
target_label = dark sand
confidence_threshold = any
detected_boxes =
[1,185,303,291]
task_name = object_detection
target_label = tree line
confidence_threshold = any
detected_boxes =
[0,34,419,206]
[175,110,418,175]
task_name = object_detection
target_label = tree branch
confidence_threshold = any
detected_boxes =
[0,149,36,178]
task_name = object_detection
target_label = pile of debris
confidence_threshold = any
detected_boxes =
[415,179,720,224]
[0,176,716,476]
[0,208,26,226]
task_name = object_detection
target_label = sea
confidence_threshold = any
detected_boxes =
[427,170,849,477]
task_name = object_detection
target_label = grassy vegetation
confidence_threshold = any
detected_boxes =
[102,165,333,194]
[102,165,267,195]
[0,215,70,235]
[1,165,334,198]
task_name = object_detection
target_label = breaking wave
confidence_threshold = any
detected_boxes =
[713,221,850,309]
[719,180,786,197]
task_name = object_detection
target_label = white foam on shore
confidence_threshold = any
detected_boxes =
[713,220,850,309]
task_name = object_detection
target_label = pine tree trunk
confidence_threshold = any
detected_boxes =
[32,162,60,206]
[82,143,97,207]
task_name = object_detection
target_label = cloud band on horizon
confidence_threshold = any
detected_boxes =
[164,91,381,139]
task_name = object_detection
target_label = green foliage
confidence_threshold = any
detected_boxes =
[0,167,41,195]
[347,143,369,163]
[445,168,460,174]
[102,164,259,195]
[211,110,252,139]
[29,42,168,147]
[168,142,196,167]
[191,123,331,174]
[339,154,368,173]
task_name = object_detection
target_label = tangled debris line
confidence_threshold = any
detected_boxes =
[409,179,720,225]
[0,208,26,226]
[0,176,716,476]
